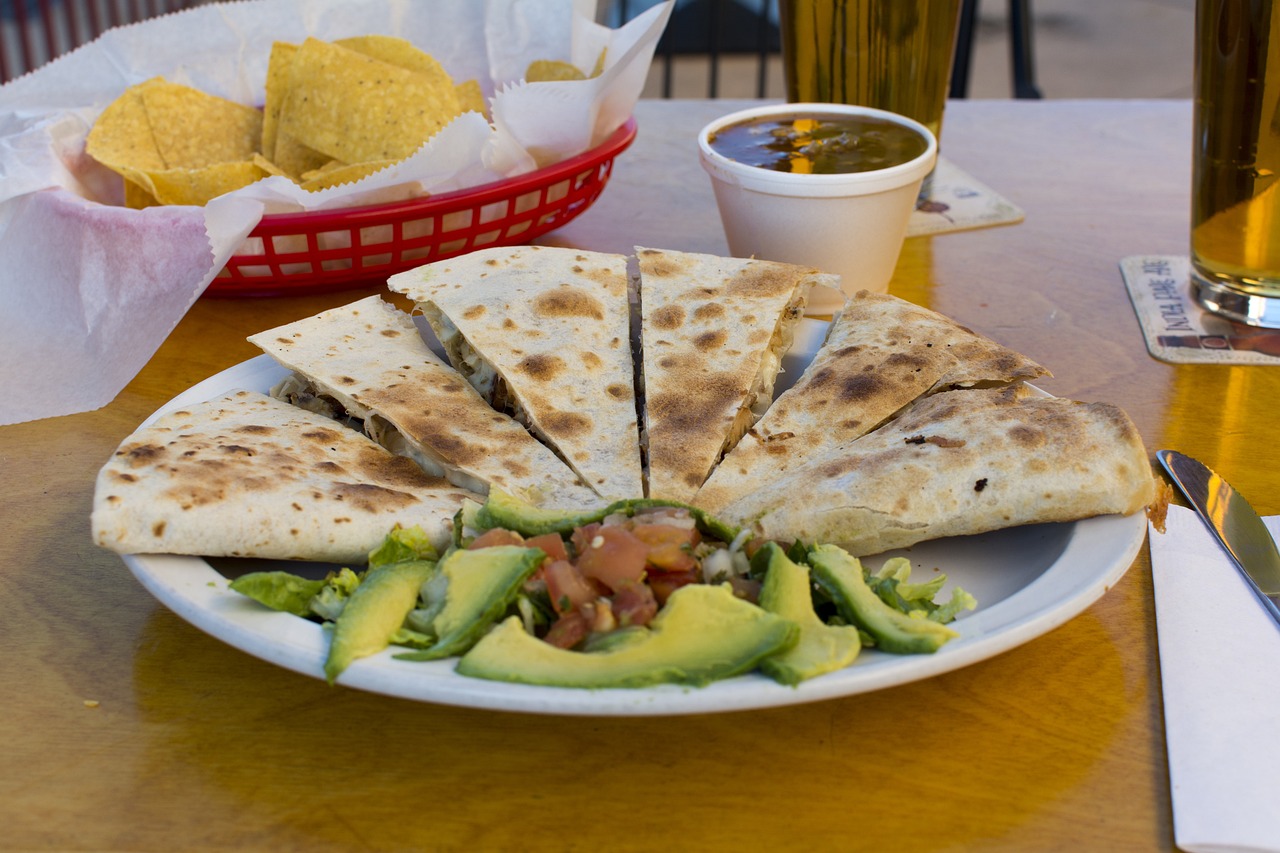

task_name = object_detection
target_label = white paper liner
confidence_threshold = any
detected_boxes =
[0,0,672,425]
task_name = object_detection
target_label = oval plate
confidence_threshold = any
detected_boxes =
[120,324,1148,716]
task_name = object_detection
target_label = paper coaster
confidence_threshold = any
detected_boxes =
[1120,255,1280,365]
[907,157,1024,237]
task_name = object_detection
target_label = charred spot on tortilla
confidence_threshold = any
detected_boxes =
[124,444,166,464]
[463,304,486,320]
[694,330,727,351]
[1007,424,1043,446]
[517,353,565,382]
[693,302,726,322]
[652,304,685,330]
[329,482,418,513]
[581,352,603,369]
[606,383,632,400]
[531,287,605,320]
[726,266,799,299]
[542,410,593,437]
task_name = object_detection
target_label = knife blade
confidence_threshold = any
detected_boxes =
[1156,449,1280,627]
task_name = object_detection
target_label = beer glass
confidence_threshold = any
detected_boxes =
[1190,0,1280,327]
[778,0,963,144]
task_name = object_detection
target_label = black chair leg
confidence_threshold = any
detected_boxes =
[1010,0,1043,98]
[950,0,979,99]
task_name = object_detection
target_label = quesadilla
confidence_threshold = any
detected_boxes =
[693,290,1049,513]
[91,390,480,562]
[248,295,603,511]
[717,385,1156,556]
[388,246,642,502]
[635,247,835,502]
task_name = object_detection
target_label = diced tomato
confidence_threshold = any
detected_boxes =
[569,522,602,558]
[629,523,700,572]
[647,569,700,605]
[575,525,649,592]
[611,580,658,628]
[524,532,569,563]
[467,527,524,549]
[727,576,762,604]
[544,609,591,649]
[543,559,598,615]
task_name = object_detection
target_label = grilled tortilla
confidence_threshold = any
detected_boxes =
[248,296,602,511]
[388,246,642,502]
[693,291,1049,513]
[635,247,833,502]
[717,385,1156,556]
[91,390,480,562]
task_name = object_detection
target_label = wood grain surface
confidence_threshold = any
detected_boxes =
[5,98,1260,852]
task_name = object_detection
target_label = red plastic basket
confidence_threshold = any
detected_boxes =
[209,118,638,298]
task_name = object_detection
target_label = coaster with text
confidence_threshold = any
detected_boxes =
[908,157,1024,237]
[1120,255,1280,365]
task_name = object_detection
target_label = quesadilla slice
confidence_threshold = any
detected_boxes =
[248,295,602,511]
[91,390,480,563]
[635,247,835,502]
[717,385,1156,556]
[693,290,1049,512]
[388,246,642,502]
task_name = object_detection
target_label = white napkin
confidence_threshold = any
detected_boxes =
[1150,505,1280,853]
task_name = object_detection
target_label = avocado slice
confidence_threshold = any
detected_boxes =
[325,559,435,683]
[755,542,862,686]
[455,583,799,689]
[808,544,959,654]
[472,488,740,544]
[393,545,545,662]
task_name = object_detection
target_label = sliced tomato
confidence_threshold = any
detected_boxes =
[575,525,649,592]
[467,527,524,549]
[628,523,700,572]
[543,559,598,615]
[611,580,658,628]
[524,532,569,563]
[647,569,700,605]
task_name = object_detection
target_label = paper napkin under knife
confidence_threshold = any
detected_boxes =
[1150,505,1280,853]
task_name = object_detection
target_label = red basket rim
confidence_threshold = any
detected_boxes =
[246,117,638,233]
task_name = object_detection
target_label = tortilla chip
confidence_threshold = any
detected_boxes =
[86,78,167,173]
[300,159,395,191]
[455,79,487,117]
[278,38,461,165]
[526,59,586,82]
[271,132,332,180]
[123,179,159,209]
[261,41,299,162]
[139,80,261,169]
[145,160,269,206]
[251,152,289,179]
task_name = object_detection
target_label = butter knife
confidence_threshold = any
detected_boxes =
[1156,449,1280,627]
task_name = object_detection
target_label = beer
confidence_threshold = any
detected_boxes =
[778,0,962,143]
[1191,0,1280,322]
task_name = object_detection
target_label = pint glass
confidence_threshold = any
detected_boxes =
[1191,0,1280,327]
[778,0,963,143]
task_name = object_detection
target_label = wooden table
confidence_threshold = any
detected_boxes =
[4,97,1255,851]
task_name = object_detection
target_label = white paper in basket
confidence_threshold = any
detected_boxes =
[0,0,672,427]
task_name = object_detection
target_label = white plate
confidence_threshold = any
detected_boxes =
[121,322,1148,716]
